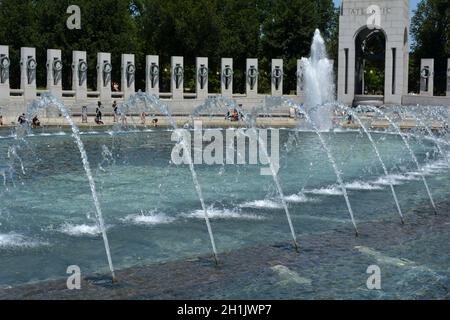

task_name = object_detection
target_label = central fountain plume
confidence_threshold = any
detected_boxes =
[301,29,335,131]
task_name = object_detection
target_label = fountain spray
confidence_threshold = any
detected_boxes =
[27,93,117,283]
[190,97,299,252]
[339,105,404,224]
[365,106,438,215]
[127,92,220,265]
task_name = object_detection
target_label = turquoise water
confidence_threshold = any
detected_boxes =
[0,127,448,297]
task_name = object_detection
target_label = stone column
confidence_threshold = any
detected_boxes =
[0,45,10,102]
[384,45,407,105]
[97,52,112,103]
[419,58,434,96]
[20,47,37,102]
[246,58,258,98]
[337,46,354,105]
[221,58,233,98]
[46,49,63,99]
[196,57,208,100]
[447,58,450,97]
[121,54,135,100]
[72,51,88,101]
[271,59,283,96]
[146,55,159,96]
[171,56,184,100]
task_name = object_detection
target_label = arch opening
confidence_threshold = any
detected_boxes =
[354,28,386,96]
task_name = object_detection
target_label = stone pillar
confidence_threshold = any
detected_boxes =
[271,59,283,96]
[72,51,88,101]
[221,58,233,98]
[384,45,408,105]
[146,55,159,96]
[121,54,135,100]
[246,58,258,98]
[196,57,208,100]
[419,58,434,96]
[337,45,355,106]
[171,56,184,100]
[296,59,305,97]
[97,52,112,103]
[447,58,450,96]
[21,47,37,102]
[46,49,63,99]
[0,45,10,102]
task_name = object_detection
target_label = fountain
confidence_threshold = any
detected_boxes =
[190,97,299,251]
[301,29,335,131]
[115,92,219,265]
[336,104,404,224]
[0,91,448,297]
[361,105,438,215]
[18,93,117,283]
[0,28,448,299]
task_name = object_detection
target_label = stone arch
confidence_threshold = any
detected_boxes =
[337,0,410,105]
[353,25,388,42]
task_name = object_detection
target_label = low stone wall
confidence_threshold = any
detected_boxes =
[0,95,301,119]
[402,95,450,107]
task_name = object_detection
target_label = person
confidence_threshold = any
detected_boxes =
[0,115,3,126]
[238,105,244,121]
[95,103,104,125]
[96,102,103,121]
[95,116,104,125]
[225,110,230,120]
[347,113,353,125]
[32,115,41,128]
[18,113,26,125]
[81,106,88,123]
[231,109,239,121]
[141,111,146,125]
[152,118,158,127]
[112,81,119,92]
[112,101,118,122]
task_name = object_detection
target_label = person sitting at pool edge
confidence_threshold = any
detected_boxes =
[18,113,27,125]
[32,115,41,128]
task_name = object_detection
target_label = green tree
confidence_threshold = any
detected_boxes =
[0,0,40,88]
[410,0,450,95]
[135,0,223,92]
[0,0,143,91]
[259,0,336,94]
[0,0,338,95]
[216,0,261,93]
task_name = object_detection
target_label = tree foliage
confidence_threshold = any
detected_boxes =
[410,0,450,95]
[0,0,336,93]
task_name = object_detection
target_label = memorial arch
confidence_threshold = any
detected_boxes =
[337,0,410,106]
